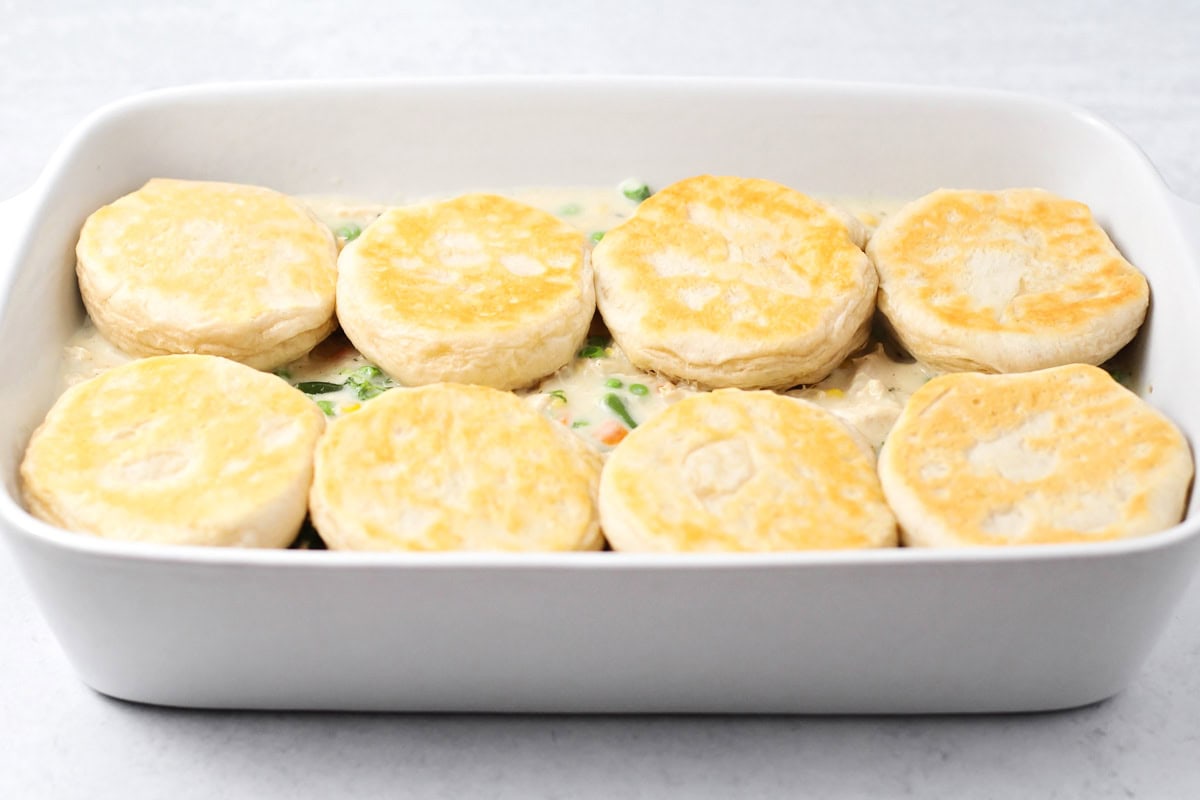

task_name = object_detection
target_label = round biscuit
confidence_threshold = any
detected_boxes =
[878,364,1193,547]
[867,188,1149,373]
[309,383,603,551]
[335,194,594,390]
[599,389,897,552]
[20,355,325,547]
[76,179,339,370]
[591,175,876,390]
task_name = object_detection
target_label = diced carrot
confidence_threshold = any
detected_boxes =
[596,420,628,445]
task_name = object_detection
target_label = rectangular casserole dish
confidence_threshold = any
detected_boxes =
[2,77,1200,713]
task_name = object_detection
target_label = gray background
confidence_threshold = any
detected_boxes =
[2,1,1199,797]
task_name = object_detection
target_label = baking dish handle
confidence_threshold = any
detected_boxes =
[0,191,33,281]
[1172,192,1200,264]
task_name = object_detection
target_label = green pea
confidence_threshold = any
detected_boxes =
[629,383,649,396]
[353,365,383,379]
[578,345,606,359]
[559,203,582,216]
[590,231,606,243]
[316,400,336,416]
[604,377,623,388]
[620,180,652,203]
[297,381,343,394]
[603,393,637,428]
[335,223,362,241]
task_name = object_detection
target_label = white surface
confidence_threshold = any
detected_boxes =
[2,1,1200,797]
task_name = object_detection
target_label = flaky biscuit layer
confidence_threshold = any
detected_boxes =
[599,389,897,552]
[592,175,876,389]
[76,179,339,370]
[868,188,1149,373]
[310,383,603,551]
[336,194,593,390]
[879,364,1192,546]
[21,355,325,547]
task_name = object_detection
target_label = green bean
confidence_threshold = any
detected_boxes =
[316,400,337,416]
[297,381,343,394]
[603,393,637,428]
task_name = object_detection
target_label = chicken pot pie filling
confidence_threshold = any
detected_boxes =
[51,179,1161,551]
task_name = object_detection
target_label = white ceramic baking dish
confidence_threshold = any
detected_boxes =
[2,78,1199,713]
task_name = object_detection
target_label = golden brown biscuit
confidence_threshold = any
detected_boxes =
[878,364,1193,547]
[867,188,1149,373]
[599,389,897,551]
[76,179,339,370]
[335,194,593,390]
[309,383,603,551]
[591,175,876,389]
[20,355,325,547]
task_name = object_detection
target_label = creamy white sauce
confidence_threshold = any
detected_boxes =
[62,320,135,388]
[527,342,694,452]
[61,184,935,449]
[789,345,935,450]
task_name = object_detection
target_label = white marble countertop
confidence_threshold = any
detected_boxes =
[2,1,1199,797]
